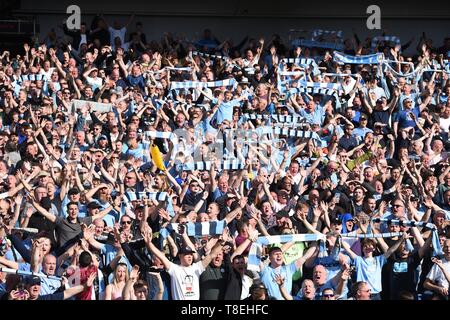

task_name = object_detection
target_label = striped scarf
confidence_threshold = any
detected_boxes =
[371,36,401,49]
[372,218,443,257]
[180,160,245,171]
[382,61,423,79]
[170,78,237,90]
[144,131,175,140]
[333,51,383,65]
[288,86,337,96]
[159,220,227,239]
[192,51,226,60]
[341,232,403,239]
[137,192,175,217]
[247,233,326,272]
[312,29,343,40]
[0,267,62,281]
[17,74,47,83]
[242,113,305,123]
[291,39,344,51]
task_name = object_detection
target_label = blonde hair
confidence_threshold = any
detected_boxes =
[113,263,129,286]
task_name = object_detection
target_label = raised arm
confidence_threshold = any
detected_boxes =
[201,239,226,269]
[294,244,317,270]
[142,226,172,270]
[384,232,409,259]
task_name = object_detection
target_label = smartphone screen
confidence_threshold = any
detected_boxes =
[334,192,341,202]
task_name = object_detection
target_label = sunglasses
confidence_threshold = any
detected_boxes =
[121,220,132,225]
[322,294,334,298]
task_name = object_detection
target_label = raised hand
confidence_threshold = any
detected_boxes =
[86,271,97,287]
[129,265,140,281]
[273,274,285,286]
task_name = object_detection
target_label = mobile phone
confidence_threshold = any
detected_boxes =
[334,192,341,202]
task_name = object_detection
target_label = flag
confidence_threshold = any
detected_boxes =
[150,144,166,171]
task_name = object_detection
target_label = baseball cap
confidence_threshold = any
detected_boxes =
[25,275,41,286]
[330,217,342,225]
[98,135,108,141]
[178,246,195,255]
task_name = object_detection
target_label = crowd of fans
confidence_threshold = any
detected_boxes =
[0,15,449,301]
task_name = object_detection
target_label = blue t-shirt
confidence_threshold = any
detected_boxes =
[40,277,62,295]
[213,99,241,125]
[298,105,326,125]
[260,262,297,300]
[395,106,419,129]
[353,255,387,294]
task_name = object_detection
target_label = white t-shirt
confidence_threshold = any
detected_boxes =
[167,261,205,300]
[86,76,103,92]
[40,68,54,81]
[426,259,450,289]
[440,116,450,133]
[240,274,253,300]
[79,34,87,49]
[109,26,127,46]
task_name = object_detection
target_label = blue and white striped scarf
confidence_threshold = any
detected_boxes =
[242,113,305,123]
[382,61,423,79]
[180,160,245,171]
[288,86,337,97]
[280,58,320,76]
[312,29,343,40]
[159,220,227,239]
[17,74,47,83]
[333,51,383,65]
[192,51,226,60]
[170,78,237,90]
[291,39,344,51]
[372,218,443,257]
[144,131,175,140]
[371,36,401,49]
[137,191,175,217]
[0,266,62,281]
[247,233,326,272]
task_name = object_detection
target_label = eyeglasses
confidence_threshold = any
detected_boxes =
[121,220,132,225]
[125,176,135,179]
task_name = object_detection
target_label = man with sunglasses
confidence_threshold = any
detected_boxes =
[321,287,337,300]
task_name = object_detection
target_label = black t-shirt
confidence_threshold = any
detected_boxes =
[290,215,309,234]
[200,265,227,300]
[338,135,359,151]
[384,251,422,299]
[37,291,65,300]
[372,110,391,126]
